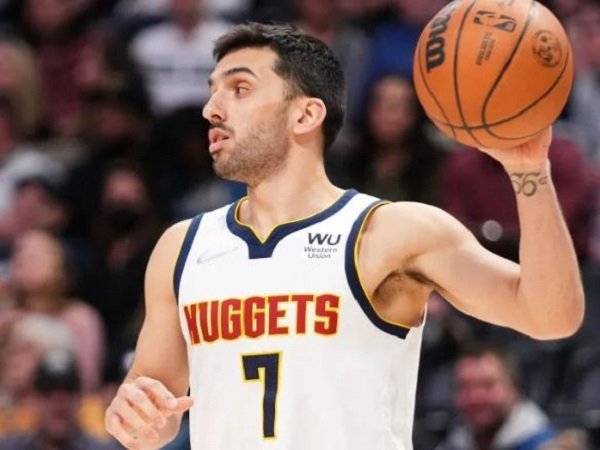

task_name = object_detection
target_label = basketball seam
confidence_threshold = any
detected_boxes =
[428,43,571,136]
[453,0,485,147]
[481,0,536,132]
[483,42,572,140]
[416,30,457,139]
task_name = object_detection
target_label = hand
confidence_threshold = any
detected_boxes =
[477,126,552,172]
[105,377,193,449]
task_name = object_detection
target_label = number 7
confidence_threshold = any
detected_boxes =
[241,353,281,439]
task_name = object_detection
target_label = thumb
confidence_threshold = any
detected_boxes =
[166,396,194,415]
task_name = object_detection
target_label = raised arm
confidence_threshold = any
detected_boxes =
[366,128,584,339]
[105,221,193,449]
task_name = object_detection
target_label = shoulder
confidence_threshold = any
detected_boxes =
[153,219,194,260]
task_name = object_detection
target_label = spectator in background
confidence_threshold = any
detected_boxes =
[7,177,69,238]
[6,230,105,392]
[0,348,119,450]
[335,73,447,204]
[436,344,555,450]
[0,34,42,138]
[65,81,150,237]
[0,314,74,434]
[362,0,446,90]
[440,136,592,262]
[0,97,63,259]
[130,0,231,114]
[566,0,600,163]
[20,0,105,137]
[149,106,241,220]
[336,0,394,34]
[81,163,160,383]
[293,0,370,122]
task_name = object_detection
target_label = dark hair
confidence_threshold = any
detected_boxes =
[457,342,522,391]
[213,22,346,151]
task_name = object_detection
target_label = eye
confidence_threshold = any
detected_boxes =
[234,85,249,96]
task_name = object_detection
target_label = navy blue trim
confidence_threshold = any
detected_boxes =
[173,214,203,301]
[345,201,409,339]
[226,189,358,259]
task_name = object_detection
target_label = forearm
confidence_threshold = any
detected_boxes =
[510,161,584,338]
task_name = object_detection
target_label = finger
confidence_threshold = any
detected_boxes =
[112,397,160,441]
[170,396,194,415]
[135,377,179,410]
[119,383,167,427]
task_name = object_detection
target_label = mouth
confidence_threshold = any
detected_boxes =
[208,129,231,154]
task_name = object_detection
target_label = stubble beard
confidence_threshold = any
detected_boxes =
[213,111,290,186]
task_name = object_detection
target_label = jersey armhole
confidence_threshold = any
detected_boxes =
[344,200,410,339]
[173,214,204,302]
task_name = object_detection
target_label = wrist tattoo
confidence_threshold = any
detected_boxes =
[509,172,548,197]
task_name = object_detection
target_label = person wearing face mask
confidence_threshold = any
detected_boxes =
[80,163,160,385]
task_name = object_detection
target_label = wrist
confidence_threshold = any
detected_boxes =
[503,159,551,175]
[507,163,552,197]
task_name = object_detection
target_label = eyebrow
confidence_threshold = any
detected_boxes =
[208,67,259,87]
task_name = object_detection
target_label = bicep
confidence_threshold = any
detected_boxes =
[128,222,190,397]
[405,208,528,330]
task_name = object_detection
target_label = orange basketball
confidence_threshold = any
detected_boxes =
[413,0,574,149]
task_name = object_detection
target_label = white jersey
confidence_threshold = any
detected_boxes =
[175,190,424,450]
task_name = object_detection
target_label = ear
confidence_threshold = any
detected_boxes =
[291,98,327,138]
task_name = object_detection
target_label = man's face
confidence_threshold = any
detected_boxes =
[203,47,292,186]
[35,389,79,443]
[454,353,518,431]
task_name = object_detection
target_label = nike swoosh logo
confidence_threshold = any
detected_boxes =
[196,247,239,264]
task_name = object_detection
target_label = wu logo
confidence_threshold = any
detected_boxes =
[307,233,341,246]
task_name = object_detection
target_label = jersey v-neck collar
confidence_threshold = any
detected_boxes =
[226,189,358,259]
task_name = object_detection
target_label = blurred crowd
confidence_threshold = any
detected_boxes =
[0,0,598,449]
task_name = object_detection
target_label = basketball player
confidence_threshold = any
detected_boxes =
[104,23,584,450]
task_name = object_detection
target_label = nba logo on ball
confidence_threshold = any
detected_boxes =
[413,0,574,149]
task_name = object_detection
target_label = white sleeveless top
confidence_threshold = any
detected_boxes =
[175,190,424,450]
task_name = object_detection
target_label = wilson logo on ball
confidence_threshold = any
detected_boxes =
[425,3,458,72]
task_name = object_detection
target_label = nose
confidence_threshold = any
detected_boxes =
[202,92,226,124]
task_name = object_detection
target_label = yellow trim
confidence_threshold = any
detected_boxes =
[354,202,411,330]
[233,190,349,244]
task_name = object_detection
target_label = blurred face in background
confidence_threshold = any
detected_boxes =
[98,168,152,239]
[454,353,519,432]
[35,389,80,444]
[10,231,68,303]
[368,75,418,146]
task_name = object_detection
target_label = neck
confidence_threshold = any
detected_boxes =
[239,150,342,240]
